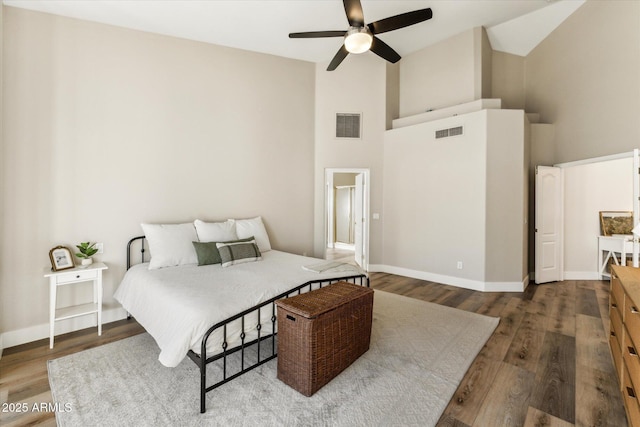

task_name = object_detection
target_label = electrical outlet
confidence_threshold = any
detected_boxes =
[457,261,463,270]
[95,243,104,254]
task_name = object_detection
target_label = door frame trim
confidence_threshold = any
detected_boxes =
[324,168,370,271]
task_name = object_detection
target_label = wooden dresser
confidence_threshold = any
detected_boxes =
[610,265,640,426]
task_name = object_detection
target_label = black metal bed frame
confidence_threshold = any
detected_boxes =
[126,236,369,413]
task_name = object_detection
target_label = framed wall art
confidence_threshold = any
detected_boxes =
[599,211,633,236]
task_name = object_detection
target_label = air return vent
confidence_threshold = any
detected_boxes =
[435,129,448,139]
[336,113,361,139]
[435,125,464,139]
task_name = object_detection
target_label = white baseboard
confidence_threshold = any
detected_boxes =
[563,271,602,281]
[530,270,603,283]
[486,276,530,292]
[0,307,129,353]
[368,264,528,292]
[0,265,548,356]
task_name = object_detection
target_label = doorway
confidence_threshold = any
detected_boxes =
[534,165,564,284]
[325,168,370,270]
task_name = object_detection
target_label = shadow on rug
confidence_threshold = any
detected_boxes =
[48,290,498,426]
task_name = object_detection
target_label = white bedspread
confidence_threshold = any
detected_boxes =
[113,250,364,367]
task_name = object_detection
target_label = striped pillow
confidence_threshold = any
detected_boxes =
[192,236,256,266]
[216,239,262,268]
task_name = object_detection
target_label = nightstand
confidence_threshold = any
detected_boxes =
[43,262,108,348]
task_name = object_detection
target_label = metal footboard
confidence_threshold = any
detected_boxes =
[191,274,369,413]
[126,236,369,413]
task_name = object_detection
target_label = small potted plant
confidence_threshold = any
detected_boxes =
[76,242,98,266]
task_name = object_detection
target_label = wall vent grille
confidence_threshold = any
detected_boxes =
[336,113,361,139]
[435,129,449,139]
[435,125,464,139]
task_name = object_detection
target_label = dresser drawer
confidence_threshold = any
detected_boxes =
[611,291,622,319]
[611,332,624,388]
[624,325,640,391]
[611,297,624,349]
[611,300,624,387]
[55,269,98,284]
[612,275,625,316]
[623,367,640,427]
[626,296,640,348]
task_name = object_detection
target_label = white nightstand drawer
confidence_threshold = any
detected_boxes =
[55,269,98,284]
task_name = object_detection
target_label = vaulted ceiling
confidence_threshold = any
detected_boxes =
[3,0,585,62]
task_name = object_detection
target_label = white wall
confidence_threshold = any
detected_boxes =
[561,156,634,278]
[1,7,316,346]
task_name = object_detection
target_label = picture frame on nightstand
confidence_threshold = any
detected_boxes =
[49,246,75,271]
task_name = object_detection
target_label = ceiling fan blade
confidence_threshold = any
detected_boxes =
[368,8,433,35]
[370,36,401,64]
[327,45,349,71]
[289,31,346,39]
[343,0,365,27]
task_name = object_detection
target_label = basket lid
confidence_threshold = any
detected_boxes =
[275,281,372,319]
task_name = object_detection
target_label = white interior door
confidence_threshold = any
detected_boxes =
[535,166,564,284]
[354,173,364,268]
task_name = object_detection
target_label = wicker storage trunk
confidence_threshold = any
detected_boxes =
[275,281,374,396]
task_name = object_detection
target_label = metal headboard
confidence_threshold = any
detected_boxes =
[126,236,147,270]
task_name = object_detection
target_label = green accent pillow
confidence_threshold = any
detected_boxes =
[216,240,262,268]
[192,236,255,266]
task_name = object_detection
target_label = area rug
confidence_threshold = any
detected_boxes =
[48,290,498,427]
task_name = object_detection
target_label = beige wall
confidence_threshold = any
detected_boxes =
[383,112,488,282]
[3,0,638,346]
[477,27,493,99]
[313,54,386,264]
[333,173,357,187]
[382,109,527,289]
[484,110,527,282]
[524,0,640,163]
[492,51,525,110]
[1,7,315,340]
[399,29,477,117]
[385,62,399,130]
[0,5,4,350]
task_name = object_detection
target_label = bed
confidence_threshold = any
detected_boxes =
[114,218,368,413]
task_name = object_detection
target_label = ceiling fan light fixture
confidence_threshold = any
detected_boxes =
[291,2,433,71]
[344,26,372,54]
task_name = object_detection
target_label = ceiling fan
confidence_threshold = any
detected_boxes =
[289,0,433,71]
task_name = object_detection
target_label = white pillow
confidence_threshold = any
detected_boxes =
[141,223,199,270]
[194,219,237,242]
[231,216,272,252]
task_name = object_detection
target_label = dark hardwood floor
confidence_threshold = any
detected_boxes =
[0,273,627,426]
